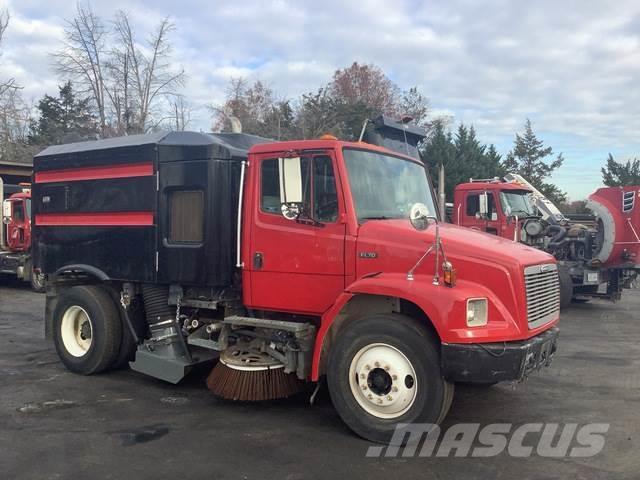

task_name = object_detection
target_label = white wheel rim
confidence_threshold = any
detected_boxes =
[348,343,418,419]
[60,306,93,357]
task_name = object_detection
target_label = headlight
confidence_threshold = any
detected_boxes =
[466,298,488,327]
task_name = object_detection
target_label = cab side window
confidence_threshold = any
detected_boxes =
[260,156,338,223]
[313,155,338,223]
[13,201,25,223]
[466,193,496,218]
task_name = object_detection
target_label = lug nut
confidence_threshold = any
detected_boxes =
[392,374,398,380]
[368,394,373,400]
[377,399,383,404]
[374,361,380,367]
[362,385,367,390]
[365,365,371,371]
[392,386,398,392]
[384,365,390,371]
[387,396,393,401]
[360,373,365,379]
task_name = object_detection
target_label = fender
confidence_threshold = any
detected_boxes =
[54,264,111,281]
[310,272,516,380]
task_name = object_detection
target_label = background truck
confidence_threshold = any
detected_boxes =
[33,124,559,443]
[0,178,46,292]
[452,174,640,307]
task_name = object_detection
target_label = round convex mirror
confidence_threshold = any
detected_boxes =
[281,202,301,221]
[409,203,432,231]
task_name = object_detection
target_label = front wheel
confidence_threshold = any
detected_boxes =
[327,314,453,444]
[30,271,46,293]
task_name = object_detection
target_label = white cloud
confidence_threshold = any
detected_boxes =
[1,0,639,198]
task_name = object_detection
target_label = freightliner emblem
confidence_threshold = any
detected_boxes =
[359,252,378,259]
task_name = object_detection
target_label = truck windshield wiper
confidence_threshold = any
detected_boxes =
[360,216,399,221]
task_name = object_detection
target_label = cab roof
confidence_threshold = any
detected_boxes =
[455,181,532,192]
[248,139,422,164]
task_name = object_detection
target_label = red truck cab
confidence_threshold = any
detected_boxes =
[3,190,31,252]
[0,181,44,291]
[34,131,560,443]
[452,178,640,304]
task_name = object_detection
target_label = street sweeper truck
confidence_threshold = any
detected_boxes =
[33,125,560,443]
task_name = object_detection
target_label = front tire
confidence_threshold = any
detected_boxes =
[30,271,46,293]
[327,314,453,444]
[53,285,122,375]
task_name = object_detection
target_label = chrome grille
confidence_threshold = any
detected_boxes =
[524,263,560,329]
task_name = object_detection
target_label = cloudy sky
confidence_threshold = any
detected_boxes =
[1,0,639,199]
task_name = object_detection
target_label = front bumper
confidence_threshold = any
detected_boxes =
[441,327,559,384]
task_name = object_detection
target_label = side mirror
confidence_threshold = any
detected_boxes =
[2,200,11,225]
[279,157,303,220]
[409,203,436,231]
[478,192,489,218]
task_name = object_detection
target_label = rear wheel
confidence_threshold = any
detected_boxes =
[327,314,453,444]
[53,285,122,375]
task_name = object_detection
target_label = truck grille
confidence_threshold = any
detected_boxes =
[524,264,560,329]
[623,191,635,213]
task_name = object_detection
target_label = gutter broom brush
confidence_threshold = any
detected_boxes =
[207,345,304,401]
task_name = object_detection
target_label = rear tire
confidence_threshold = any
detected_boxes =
[327,314,453,444]
[53,285,122,375]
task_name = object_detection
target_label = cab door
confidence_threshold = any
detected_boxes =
[248,152,346,314]
[4,199,29,251]
[462,190,501,235]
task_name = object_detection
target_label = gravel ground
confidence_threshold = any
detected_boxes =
[0,278,639,479]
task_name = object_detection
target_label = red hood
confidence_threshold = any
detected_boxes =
[354,219,557,329]
[355,219,555,274]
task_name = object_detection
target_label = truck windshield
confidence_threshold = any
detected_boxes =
[343,148,436,222]
[500,190,536,217]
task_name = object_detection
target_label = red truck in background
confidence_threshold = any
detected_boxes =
[452,174,640,308]
[32,120,560,443]
[0,178,46,292]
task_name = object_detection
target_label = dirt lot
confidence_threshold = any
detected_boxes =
[1,279,639,479]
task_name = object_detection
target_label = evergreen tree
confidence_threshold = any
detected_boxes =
[502,119,566,204]
[601,153,640,186]
[29,81,97,145]
[421,122,505,200]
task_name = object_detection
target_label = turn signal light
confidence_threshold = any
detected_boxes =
[443,262,456,287]
[319,134,338,140]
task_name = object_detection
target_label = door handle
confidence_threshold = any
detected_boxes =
[253,252,263,270]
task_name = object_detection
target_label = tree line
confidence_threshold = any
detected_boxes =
[0,5,637,205]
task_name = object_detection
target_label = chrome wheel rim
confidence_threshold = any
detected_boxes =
[60,306,93,357]
[348,343,418,419]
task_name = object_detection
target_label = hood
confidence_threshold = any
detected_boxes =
[355,219,554,275]
[354,219,556,323]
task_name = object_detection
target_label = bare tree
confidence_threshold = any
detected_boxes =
[169,95,192,131]
[0,9,19,97]
[52,6,185,136]
[0,87,38,163]
[113,11,185,133]
[52,4,109,136]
